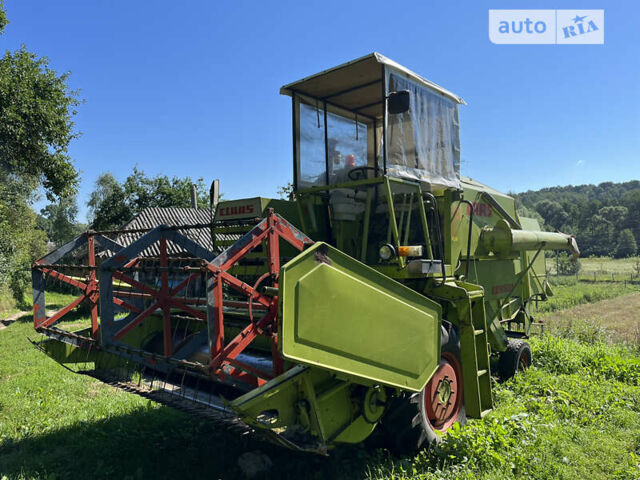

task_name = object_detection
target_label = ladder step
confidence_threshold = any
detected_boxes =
[474,329,485,336]
[477,369,488,377]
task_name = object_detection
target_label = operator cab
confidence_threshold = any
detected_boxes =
[280,52,464,192]
[280,53,465,268]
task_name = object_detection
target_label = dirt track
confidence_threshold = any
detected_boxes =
[541,292,640,344]
[0,310,55,329]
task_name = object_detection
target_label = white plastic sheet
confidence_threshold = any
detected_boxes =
[386,71,461,190]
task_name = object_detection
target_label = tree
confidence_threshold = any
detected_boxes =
[87,173,132,230]
[0,177,47,305]
[123,167,209,212]
[277,182,294,200]
[39,195,83,245]
[534,200,569,231]
[87,173,120,220]
[89,168,210,230]
[0,3,80,304]
[582,214,614,256]
[622,189,640,251]
[0,2,7,33]
[614,229,637,258]
[598,206,628,230]
[0,46,80,199]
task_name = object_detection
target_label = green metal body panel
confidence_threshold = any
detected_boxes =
[197,171,576,444]
[231,365,380,449]
[279,242,442,392]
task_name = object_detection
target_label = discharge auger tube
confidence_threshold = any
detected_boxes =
[481,219,580,257]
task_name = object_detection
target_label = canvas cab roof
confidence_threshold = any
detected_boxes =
[280,52,464,118]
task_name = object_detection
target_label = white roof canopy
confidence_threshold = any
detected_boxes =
[280,52,464,118]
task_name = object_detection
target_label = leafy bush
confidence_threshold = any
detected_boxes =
[556,253,581,275]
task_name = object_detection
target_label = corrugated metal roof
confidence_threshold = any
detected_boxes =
[115,207,215,258]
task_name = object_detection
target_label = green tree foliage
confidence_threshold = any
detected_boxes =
[516,181,640,258]
[614,229,637,258]
[556,252,581,275]
[0,2,7,33]
[534,199,569,231]
[0,179,47,304]
[89,168,210,230]
[123,167,209,213]
[276,182,294,200]
[0,46,80,200]
[39,195,83,246]
[0,3,80,303]
[87,173,132,231]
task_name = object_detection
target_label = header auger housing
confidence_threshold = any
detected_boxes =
[32,53,578,455]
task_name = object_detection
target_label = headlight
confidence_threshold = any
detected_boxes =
[379,244,396,261]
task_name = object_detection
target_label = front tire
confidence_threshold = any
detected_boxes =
[380,325,466,455]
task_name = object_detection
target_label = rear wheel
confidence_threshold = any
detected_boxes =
[380,325,466,455]
[497,339,532,381]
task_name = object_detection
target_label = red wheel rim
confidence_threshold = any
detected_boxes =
[424,352,463,432]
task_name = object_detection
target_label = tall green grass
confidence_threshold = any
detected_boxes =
[366,324,640,480]
[1,318,639,479]
[534,277,640,313]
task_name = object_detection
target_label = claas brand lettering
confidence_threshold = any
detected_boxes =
[218,204,255,217]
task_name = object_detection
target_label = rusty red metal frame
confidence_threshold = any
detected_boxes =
[33,233,119,339]
[205,209,312,387]
[110,255,207,355]
[32,231,207,347]
[33,210,314,391]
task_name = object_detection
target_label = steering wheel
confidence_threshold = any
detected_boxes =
[348,166,377,181]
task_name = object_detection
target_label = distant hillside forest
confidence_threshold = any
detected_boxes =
[514,180,640,258]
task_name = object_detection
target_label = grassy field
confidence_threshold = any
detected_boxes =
[533,277,640,314]
[0,292,81,323]
[0,287,22,320]
[547,255,640,280]
[541,291,640,345]
[1,286,639,479]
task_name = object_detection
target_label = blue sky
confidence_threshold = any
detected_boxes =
[2,1,638,221]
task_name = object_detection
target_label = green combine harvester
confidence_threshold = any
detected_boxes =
[32,53,579,455]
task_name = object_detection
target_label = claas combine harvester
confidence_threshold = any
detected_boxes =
[32,53,579,454]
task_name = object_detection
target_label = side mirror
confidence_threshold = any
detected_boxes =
[387,90,410,114]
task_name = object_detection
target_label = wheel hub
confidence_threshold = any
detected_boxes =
[424,352,463,431]
[436,377,452,405]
